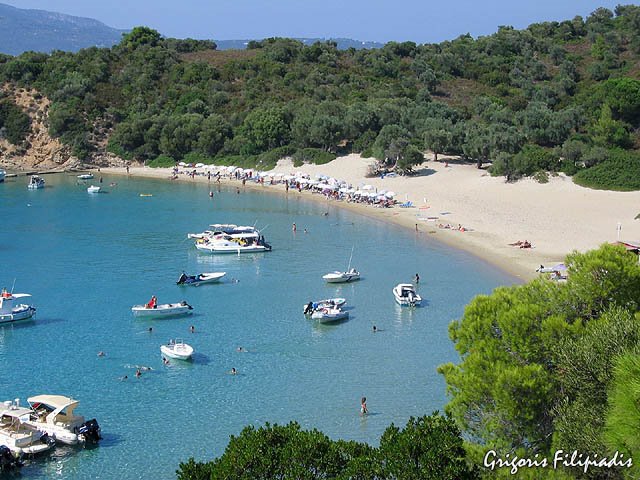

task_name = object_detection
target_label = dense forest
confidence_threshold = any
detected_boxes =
[1,6,640,189]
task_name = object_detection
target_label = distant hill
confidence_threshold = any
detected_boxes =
[214,38,383,50]
[0,3,381,55]
[0,3,126,55]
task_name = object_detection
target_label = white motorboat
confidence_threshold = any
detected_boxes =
[322,268,360,283]
[188,224,261,240]
[26,395,101,445]
[177,272,226,286]
[27,175,45,189]
[393,283,422,307]
[77,173,94,180]
[161,339,194,360]
[87,185,101,193]
[0,169,5,182]
[311,307,349,323]
[131,301,193,318]
[195,235,271,254]
[0,401,55,456]
[0,292,36,324]
[303,298,346,315]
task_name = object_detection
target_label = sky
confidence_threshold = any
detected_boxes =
[4,0,639,43]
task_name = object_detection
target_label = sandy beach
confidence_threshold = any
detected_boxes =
[102,154,640,281]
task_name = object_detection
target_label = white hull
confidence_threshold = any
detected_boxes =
[393,284,422,307]
[303,298,346,314]
[87,185,101,193]
[27,176,45,189]
[311,308,349,323]
[322,271,360,283]
[177,272,226,286]
[195,243,271,254]
[161,341,193,360]
[77,174,94,180]
[131,303,192,318]
[0,305,36,323]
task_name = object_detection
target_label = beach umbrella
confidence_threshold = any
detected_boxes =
[195,163,205,168]
[178,161,187,167]
[362,184,373,190]
[385,191,396,198]
[227,166,237,172]
[339,187,350,193]
[354,190,363,195]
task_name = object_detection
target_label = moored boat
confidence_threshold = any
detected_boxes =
[0,169,5,183]
[0,291,36,324]
[177,272,226,286]
[393,283,422,307]
[311,307,349,323]
[322,268,360,283]
[87,185,101,193]
[26,395,101,445]
[131,301,193,318]
[0,402,55,456]
[195,235,271,254]
[77,174,94,180]
[27,175,45,189]
[303,298,346,315]
[161,339,193,360]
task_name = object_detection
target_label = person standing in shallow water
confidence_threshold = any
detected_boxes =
[414,273,420,284]
[360,397,368,415]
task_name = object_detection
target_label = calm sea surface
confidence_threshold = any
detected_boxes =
[0,173,516,478]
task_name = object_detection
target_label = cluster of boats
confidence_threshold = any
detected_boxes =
[189,224,272,254]
[0,396,100,469]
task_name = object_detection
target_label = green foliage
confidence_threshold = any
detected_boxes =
[604,352,640,478]
[574,149,640,190]
[439,244,640,455]
[291,148,336,167]
[176,414,478,480]
[0,99,30,144]
[147,154,175,168]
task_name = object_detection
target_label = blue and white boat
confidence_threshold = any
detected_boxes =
[27,175,45,189]
[0,292,36,324]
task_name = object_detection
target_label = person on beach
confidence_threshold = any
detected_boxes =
[360,397,368,415]
[126,165,129,174]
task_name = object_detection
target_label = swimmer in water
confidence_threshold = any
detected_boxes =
[230,367,237,375]
[97,351,105,357]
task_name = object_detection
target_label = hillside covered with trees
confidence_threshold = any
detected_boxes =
[1,5,639,190]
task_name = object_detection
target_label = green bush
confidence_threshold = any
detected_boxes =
[291,148,336,167]
[0,99,30,144]
[147,155,176,168]
[573,149,640,190]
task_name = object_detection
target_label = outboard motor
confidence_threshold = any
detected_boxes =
[40,433,56,447]
[77,419,102,444]
[0,445,23,470]
[304,302,314,315]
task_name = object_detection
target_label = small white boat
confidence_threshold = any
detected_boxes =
[26,395,101,445]
[77,173,94,180]
[87,185,101,193]
[0,292,36,324]
[195,236,272,254]
[131,301,193,318]
[0,169,5,182]
[161,339,193,360]
[393,283,422,307]
[303,298,346,315]
[322,268,360,283]
[27,175,45,189]
[311,307,349,323]
[177,272,226,286]
[0,402,55,456]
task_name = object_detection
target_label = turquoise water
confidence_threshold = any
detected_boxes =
[0,174,515,478]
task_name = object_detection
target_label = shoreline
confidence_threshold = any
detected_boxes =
[97,154,640,282]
